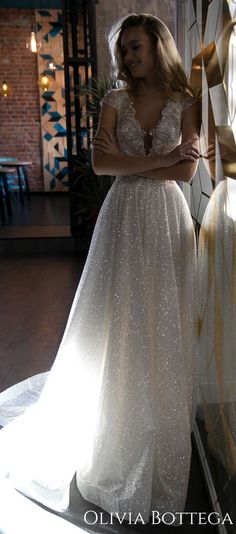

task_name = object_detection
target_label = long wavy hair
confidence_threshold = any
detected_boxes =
[107,13,195,99]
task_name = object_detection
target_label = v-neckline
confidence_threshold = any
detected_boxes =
[124,90,170,136]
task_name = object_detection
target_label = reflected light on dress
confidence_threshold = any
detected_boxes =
[225,178,236,221]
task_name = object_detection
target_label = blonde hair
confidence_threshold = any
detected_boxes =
[108,13,195,99]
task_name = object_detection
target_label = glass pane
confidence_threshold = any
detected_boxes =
[180,1,236,530]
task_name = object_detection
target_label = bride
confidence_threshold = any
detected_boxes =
[0,13,199,527]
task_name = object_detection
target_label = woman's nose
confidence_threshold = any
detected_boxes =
[125,51,135,63]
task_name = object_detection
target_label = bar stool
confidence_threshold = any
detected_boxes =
[0,159,32,205]
[0,167,15,224]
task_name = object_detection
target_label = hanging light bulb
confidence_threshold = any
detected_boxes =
[29,30,37,53]
[26,25,42,53]
[38,74,51,92]
[1,81,9,97]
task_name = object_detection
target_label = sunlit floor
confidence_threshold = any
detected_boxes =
[0,252,217,533]
[0,444,217,534]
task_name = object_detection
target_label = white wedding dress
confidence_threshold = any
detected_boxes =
[0,89,198,525]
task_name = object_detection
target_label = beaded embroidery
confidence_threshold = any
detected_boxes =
[100,89,196,158]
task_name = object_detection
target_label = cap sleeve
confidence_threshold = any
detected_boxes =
[100,89,126,112]
[181,94,198,111]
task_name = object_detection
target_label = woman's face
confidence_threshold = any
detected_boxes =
[120,25,157,79]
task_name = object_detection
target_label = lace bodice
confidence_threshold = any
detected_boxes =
[100,88,196,158]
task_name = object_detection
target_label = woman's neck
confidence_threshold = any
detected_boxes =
[131,79,165,98]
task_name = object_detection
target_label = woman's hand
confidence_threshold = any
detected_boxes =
[93,128,121,155]
[205,141,236,164]
[203,140,236,180]
[163,139,200,167]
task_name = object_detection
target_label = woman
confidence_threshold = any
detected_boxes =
[0,13,199,527]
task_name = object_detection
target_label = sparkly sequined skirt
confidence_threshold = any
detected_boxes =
[0,175,198,524]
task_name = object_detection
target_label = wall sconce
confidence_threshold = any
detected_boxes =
[1,81,9,97]
[38,74,51,92]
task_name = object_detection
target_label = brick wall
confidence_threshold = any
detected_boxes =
[0,4,177,193]
[0,9,43,191]
[95,0,177,79]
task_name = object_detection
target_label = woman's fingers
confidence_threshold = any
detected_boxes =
[206,151,215,161]
[188,148,200,157]
[93,131,120,155]
[93,144,108,153]
[93,144,109,154]
[186,143,200,154]
[94,131,114,147]
[168,141,200,165]
[182,154,199,161]
[93,138,111,151]
[179,146,199,160]
[94,135,110,145]
[180,141,200,159]
[94,139,109,148]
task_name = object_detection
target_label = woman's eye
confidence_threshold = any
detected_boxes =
[121,45,139,56]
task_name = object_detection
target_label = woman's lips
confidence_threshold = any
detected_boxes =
[128,62,140,70]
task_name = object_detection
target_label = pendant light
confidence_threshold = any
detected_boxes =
[26,1,42,53]
[1,81,9,97]
[26,29,42,53]
[38,74,51,92]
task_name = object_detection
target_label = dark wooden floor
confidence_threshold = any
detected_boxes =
[0,250,217,533]
[0,252,85,392]
[1,192,70,227]
[0,193,71,239]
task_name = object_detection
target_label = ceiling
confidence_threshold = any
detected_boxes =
[0,1,62,7]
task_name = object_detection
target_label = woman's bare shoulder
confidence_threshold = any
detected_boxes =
[100,87,127,110]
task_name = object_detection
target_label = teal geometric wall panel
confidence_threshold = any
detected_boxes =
[36,9,68,191]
